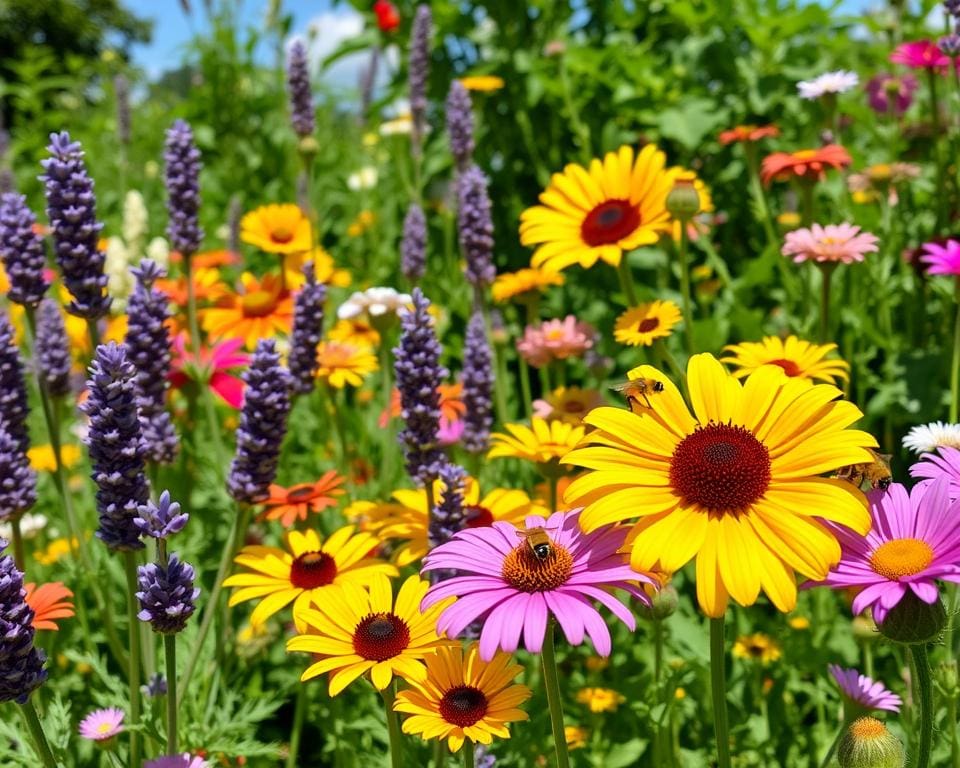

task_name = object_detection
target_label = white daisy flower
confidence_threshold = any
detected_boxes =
[337,287,412,321]
[347,167,378,191]
[797,70,859,100]
[902,421,960,454]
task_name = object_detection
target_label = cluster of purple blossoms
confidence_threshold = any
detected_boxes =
[394,289,447,485]
[227,340,292,504]
[0,541,47,703]
[401,203,427,283]
[40,132,110,319]
[457,164,496,289]
[0,422,36,523]
[428,461,468,551]
[34,299,71,398]
[0,314,30,454]
[164,120,203,256]
[408,5,432,155]
[137,554,199,635]
[135,491,188,540]
[0,193,47,307]
[461,310,494,453]
[445,81,475,172]
[288,262,327,396]
[286,40,316,138]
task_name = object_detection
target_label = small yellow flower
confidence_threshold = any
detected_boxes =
[491,268,564,304]
[347,210,376,238]
[240,204,312,255]
[565,726,589,750]
[721,335,849,385]
[789,616,811,631]
[488,418,585,471]
[28,444,82,473]
[458,75,505,92]
[674,687,686,700]
[733,633,782,665]
[777,211,801,228]
[328,318,380,348]
[316,341,378,389]
[34,537,81,567]
[576,687,625,713]
[613,300,682,347]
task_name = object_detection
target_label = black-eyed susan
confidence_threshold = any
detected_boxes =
[316,341,378,389]
[393,643,531,752]
[286,574,452,695]
[488,418,585,471]
[520,145,676,272]
[613,300,682,347]
[240,203,311,255]
[732,633,782,665]
[223,527,397,628]
[491,267,565,304]
[721,335,850,385]
[563,354,877,617]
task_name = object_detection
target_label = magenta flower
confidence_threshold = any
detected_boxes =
[782,224,879,265]
[920,239,960,276]
[516,316,595,368]
[911,446,960,498]
[168,333,249,408]
[145,756,208,768]
[420,509,654,660]
[78,707,125,741]
[865,73,918,115]
[890,40,952,71]
[828,664,902,713]
[817,479,960,623]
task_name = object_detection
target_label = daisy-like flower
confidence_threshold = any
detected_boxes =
[614,301,682,347]
[287,574,453,695]
[394,643,531,752]
[566,726,590,749]
[563,354,877,617]
[337,287,412,322]
[920,238,960,276]
[144,755,209,768]
[721,335,849,385]
[261,471,346,527]
[328,317,380,348]
[380,384,465,430]
[732,633,782,664]
[488,419,586,471]
[520,145,677,272]
[282,246,351,290]
[890,40,951,71]
[223,527,398,628]
[761,145,851,185]
[240,204,312,255]
[24,582,75,631]
[316,341,378,389]
[576,687,625,713]
[718,125,780,145]
[817,479,960,622]
[797,70,859,99]
[491,268,564,304]
[782,224,879,265]
[911,446,960,497]
[458,75,505,92]
[532,387,604,425]
[865,73,918,116]
[903,422,960,454]
[366,477,546,566]
[201,273,295,350]
[828,665,902,713]
[516,316,595,367]
[79,707,125,741]
[28,444,81,473]
[421,509,654,658]
[347,167,378,191]
[168,334,248,409]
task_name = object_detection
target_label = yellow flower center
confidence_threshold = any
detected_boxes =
[869,538,934,580]
[793,149,819,160]
[97,723,114,734]
[501,542,573,592]
[241,290,279,317]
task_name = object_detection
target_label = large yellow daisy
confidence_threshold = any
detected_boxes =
[394,643,531,753]
[721,335,850,385]
[491,268,564,304]
[286,574,453,696]
[240,204,312,255]
[316,341,378,389]
[520,145,677,272]
[223,527,397,629]
[563,354,876,617]
[201,272,294,350]
[613,300,682,347]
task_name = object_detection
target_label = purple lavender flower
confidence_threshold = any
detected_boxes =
[445,81,474,171]
[164,120,203,256]
[394,288,447,485]
[39,132,110,319]
[136,553,199,634]
[82,342,149,551]
[288,261,327,396]
[125,260,178,464]
[227,340,292,503]
[401,203,427,283]
[141,673,167,698]
[461,310,493,453]
[429,461,467,550]
[409,5,432,155]
[0,193,47,307]
[941,34,960,56]
[286,40,316,138]
[34,298,71,398]
[828,665,902,713]
[0,421,36,523]
[359,47,381,127]
[0,313,30,455]
[134,490,188,540]
[0,540,47,703]
[457,164,496,288]
[115,75,131,145]
[947,0,960,19]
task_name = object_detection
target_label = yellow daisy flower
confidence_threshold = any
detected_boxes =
[491,268,564,304]
[328,318,381,348]
[316,341,378,389]
[576,687,626,713]
[28,444,82,473]
[223,527,397,629]
[613,300,682,347]
[732,633,782,665]
[488,418,586,470]
[565,726,589,750]
[34,537,82,567]
[240,204,312,255]
[520,144,677,272]
[283,246,352,289]
[394,643,531,753]
[458,75,505,92]
[721,335,850,385]
[287,574,453,696]
[563,354,876,617]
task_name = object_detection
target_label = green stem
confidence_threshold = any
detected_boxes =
[558,55,591,163]
[463,742,475,768]
[11,517,24,573]
[744,146,777,248]
[123,552,142,768]
[654,618,664,690]
[949,683,960,768]
[799,182,815,228]
[286,683,308,768]
[951,277,960,423]
[164,634,178,755]
[818,264,836,345]
[912,644,933,768]
[19,698,59,768]
[382,683,403,768]
[677,228,694,357]
[518,357,533,420]
[184,250,201,357]
[86,318,101,355]
[710,616,732,768]
[378,339,396,496]
[929,69,947,230]
[432,740,446,768]
[541,621,571,768]
[818,718,849,768]
[616,257,639,306]
[548,474,558,514]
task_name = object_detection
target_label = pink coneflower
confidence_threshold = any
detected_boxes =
[890,40,952,71]
[910,446,960,499]
[865,73,918,115]
[782,224,879,265]
[516,316,595,368]
[78,707,125,741]
[144,755,209,768]
[420,509,654,660]
[920,239,960,276]
[168,333,249,408]
[817,479,960,623]
[828,665,903,713]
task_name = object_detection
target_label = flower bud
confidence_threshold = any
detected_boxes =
[638,583,679,621]
[298,135,320,159]
[666,174,700,221]
[838,717,905,768]
[851,614,878,641]
[878,592,946,646]
[936,660,960,697]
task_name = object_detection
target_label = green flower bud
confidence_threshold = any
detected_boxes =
[298,135,320,159]
[852,614,879,642]
[637,584,679,621]
[878,592,946,646]
[665,175,701,221]
[838,717,905,768]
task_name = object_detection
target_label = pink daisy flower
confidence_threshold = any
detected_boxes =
[910,446,960,498]
[168,333,249,409]
[920,239,960,276]
[420,509,654,660]
[890,40,951,72]
[782,224,880,265]
[828,664,902,713]
[516,316,595,368]
[145,756,209,768]
[78,707,125,741]
[817,478,960,623]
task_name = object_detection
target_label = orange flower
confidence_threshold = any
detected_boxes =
[761,145,851,185]
[202,273,295,349]
[261,471,347,527]
[156,267,226,310]
[169,249,241,269]
[24,582,75,631]
[719,125,780,145]
[379,383,465,427]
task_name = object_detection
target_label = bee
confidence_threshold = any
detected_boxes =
[836,449,893,491]
[611,377,665,411]
[515,527,557,561]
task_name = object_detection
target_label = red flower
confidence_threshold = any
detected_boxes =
[719,125,780,146]
[761,145,851,185]
[373,1,400,33]
[261,471,346,527]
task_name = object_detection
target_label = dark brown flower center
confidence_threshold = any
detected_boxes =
[562,399,588,414]
[439,685,488,727]
[352,612,410,661]
[289,551,338,589]
[501,542,573,592]
[768,358,802,377]
[464,505,495,528]
[637,317,660,333]
[669,423,771,513]
[241,289,279,317]
[286,484,320,503]
[271,226,294,244]
[581,199,641,247]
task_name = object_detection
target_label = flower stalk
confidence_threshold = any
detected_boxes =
[19,699,59,768]
[710,616,732,768]
[541,620,571,768]
[912,644,934,768]
[123,551,142,768]
[382,682,404,768]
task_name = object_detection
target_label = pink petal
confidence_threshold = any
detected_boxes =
[522,593,548,653]
[544,590,585,647]
[210,372,245,408]
[909,580,939,603]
